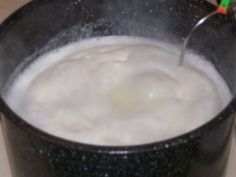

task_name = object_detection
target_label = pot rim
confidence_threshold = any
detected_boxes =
[0,0,235,154]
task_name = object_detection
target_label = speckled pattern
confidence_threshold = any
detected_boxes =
[1,109,235,177]
[0,0,236,177]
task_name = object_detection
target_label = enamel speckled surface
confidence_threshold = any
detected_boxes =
[0,1,235,177]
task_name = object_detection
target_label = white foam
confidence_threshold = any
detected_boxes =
[4,36,232,145]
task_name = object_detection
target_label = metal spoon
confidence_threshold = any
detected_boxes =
[178,10,219,66]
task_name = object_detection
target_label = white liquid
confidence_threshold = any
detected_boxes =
[4,37,232,145]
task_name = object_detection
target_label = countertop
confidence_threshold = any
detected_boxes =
[0,1,235,177]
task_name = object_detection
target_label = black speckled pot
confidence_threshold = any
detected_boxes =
[0,0,236,177]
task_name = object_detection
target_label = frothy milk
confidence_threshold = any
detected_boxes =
[4,37,232,145]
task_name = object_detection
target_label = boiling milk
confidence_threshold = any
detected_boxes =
[4,37,232,145]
